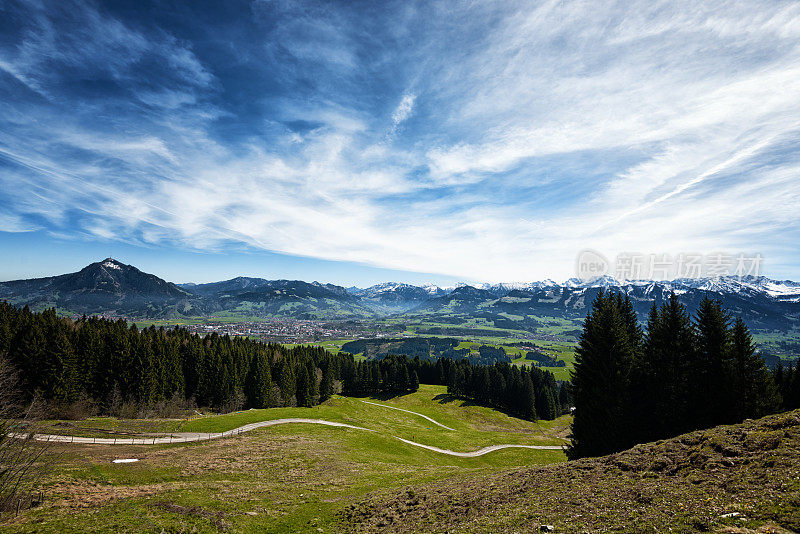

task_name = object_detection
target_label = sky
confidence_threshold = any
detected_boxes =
[0,0,799,286]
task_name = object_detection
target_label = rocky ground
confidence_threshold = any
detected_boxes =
[339,410,800,533]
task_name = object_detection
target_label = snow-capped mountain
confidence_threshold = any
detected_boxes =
[477,280,560,295]
[568,275,800,303]
[349,282,446,312]
[1,261,798,331]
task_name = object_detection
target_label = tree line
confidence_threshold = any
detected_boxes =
[446,358,569,420]
[774,361,800,411]
[335,353,566,420]
[0,303,402,415]
[568,292,787,459]
[0,303,565,421]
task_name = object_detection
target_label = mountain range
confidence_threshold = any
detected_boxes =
[1,259,799,335]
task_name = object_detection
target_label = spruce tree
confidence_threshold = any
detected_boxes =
[319,364,333,402]
[245,352,272,408]
[306,359,319,403]
[558,381,571,414]
[278,359,296,406]
[43,328,74,404]
[567,291,636,459]
[371,364,382,394]
[410,370,420,392]
[646,294,695,439]
[295,364,312,407]
[628,302,660,442]
[521,372,537,420]
[693,297,733,426]
[730,316,779,419]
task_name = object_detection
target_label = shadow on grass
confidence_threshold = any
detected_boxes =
[365,391,415,402]
[432,392,565,425]
[433,393,479,408]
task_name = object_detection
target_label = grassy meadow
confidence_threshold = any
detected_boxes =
[11,385,569,533]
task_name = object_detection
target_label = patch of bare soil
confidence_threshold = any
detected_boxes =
[47,480,177,509]
[339,410,800,533]
[151,501,230,530]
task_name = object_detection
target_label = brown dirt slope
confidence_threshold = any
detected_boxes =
[339,410,800,533]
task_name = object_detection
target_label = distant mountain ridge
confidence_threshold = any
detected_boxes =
[1,261,798,333]
[0,258,194,316]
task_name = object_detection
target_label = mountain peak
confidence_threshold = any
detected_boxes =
[100,258,124,270]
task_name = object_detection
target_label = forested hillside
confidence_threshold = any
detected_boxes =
[0,303,563,420]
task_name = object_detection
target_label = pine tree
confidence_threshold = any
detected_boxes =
[730,316,779,419]
[641,294,696,440]
[693,297,733,426]
[43,327,75,404]
[295,363,312,407]
[245,352,272,408]
[319,364,334,402]
[278,358,296,406]
[410,370,420,392]
[535,380,557,421]
[629,302,659,442]
[371,364,382,393]
[521,373,537,420]
[567,291,636,459]
[306,359,319,403]
[448,366,465,396]
[558,381,572,414]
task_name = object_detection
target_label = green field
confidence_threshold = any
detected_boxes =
[10,385,569,533]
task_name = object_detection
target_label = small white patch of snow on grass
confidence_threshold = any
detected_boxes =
[112,458,139,464]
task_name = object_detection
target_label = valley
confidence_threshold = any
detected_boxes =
[3,2,799,532]
[2,258,799,380]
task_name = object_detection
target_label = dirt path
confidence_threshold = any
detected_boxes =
[394,437,562,456]
[9,419,373,445]
[12,418,563,455]
[359,400,456,431]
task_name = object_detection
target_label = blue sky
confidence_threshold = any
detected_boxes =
[0,0,799,286]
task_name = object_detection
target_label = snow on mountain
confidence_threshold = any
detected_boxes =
[102,259,122,270]
[477,280,561,294]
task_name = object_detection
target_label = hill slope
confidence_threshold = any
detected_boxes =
[340,410,800,533]
[180,277,375,318]
[0,258,197,317]
[8,385,568,533]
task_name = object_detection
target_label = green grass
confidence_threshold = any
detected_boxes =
[9,386,569,533]
[282,339,355,355]
[178,388,569,451]
[37,417,183,438]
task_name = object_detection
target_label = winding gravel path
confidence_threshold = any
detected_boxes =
[12,417,563,456]
[359,400,456,431]
[395,437,562,456]
[9,419,373,446]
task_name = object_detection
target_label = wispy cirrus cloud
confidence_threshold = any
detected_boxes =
[0,0,799,282]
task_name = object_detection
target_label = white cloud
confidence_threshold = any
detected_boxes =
[391,93,416,127]
[2,0,800,282]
